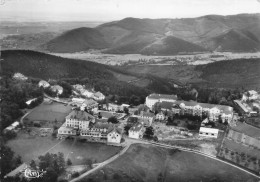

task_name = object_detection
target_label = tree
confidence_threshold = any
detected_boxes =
[144,126,154,139]
[107,116,118,124]
[57,152,66,173]
[124,125,131,135]
[85,158,93,168]
[67,159,72,166]
[3,130,17,141]
[123,107,129,115]
[153,102,161,114]
[30,160,37,170]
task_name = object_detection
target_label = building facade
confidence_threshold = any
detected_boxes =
[199,127,219,138]
[171,101,233,123]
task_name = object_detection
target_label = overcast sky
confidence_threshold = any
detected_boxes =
[0,0,260,22]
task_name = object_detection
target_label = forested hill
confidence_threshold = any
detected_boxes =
[196,58,260,88]
[1,50,116,80]
[0,50,177,100]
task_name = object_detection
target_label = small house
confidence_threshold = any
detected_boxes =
[129,123,143,139]
[199,127,219,138]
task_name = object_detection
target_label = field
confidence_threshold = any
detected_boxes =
[81,144,259,182]
[48,139,122,165]
[219,138,260,173]
[51,51,260,66]
[23,102,72,127]
[7,130,122,165]
[6,131,61,163]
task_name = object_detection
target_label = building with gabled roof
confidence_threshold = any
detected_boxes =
[129,123,144,139]
[80,99,98,110]
[107,127,122,144]
[65,110,95,129]
[138,111,154,126]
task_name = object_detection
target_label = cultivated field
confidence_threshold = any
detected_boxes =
[24,102,72,127]
[51,51,260,66]
[81,144,259,182]
[219,138,260,173]
[7,130,122,165]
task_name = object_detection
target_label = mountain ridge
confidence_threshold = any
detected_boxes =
[3,13,260,54]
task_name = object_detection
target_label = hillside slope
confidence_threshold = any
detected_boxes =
[43,27,108,53]
[42,14,260,54]
[123,58,260,89]
[0,50,177,97]
[196,58,260,88]
[201,29,260,52]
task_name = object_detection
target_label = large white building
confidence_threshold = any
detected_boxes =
[145,94,177,109]
[172,100,233,123]
[64,110,95,130]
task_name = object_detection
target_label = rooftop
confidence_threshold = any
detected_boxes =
[94,91,104,98]
[127,116,138,124]
[160,101,173,110]
[199,127,219,134]
[147,94,177,100]
[83,99,98,105]
[129,123,143,132]
[140,111,154,118]
[173,100,233,115]
[66,110,94,121]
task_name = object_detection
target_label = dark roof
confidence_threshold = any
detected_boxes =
[99,111,114,119]
[127,116,138,124]
[141,111,154,118]
[108,127,122,134]
[129,123,143,132]
[66,110,94,120]
[161,101,173,110]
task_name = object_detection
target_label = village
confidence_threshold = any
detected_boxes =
[3,74,260,180]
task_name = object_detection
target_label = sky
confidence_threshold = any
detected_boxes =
[0,0,260,22]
